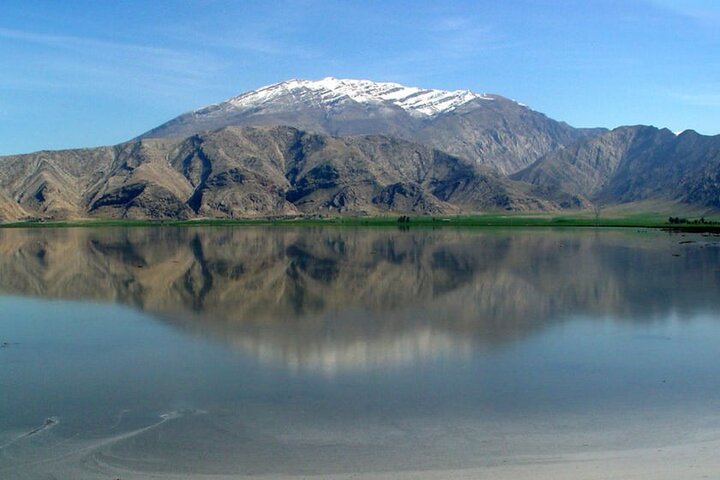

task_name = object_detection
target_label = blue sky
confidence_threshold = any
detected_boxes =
[1,0,719,154]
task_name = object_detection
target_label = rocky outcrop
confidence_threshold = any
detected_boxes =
[513,126,720,209]
[0,126,558,221]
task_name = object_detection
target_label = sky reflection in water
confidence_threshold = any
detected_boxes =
[1,227,720,477]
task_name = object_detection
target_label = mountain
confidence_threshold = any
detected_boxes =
[2,77,719,222]
[140,77,597,175]
[0,126,557,221]
[513,126,720,209]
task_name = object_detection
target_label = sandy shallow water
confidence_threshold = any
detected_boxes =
[2,227,720,479]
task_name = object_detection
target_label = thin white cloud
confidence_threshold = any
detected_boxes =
[356,16,517,85]
[0,27,172,55]
[660,83,720,107]
[433,17,473,32]
[0,26,226,97]
[668,91,720,107]
[561,55,641,72]
[180,27,324,59]
[643,0,720,24]
[422,16,515,59]
[152,3,326,60]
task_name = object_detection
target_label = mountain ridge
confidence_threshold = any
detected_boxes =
[0,125,565,222]
[1,77,719,221]
[140,77,595,175]
[513,125,720,208]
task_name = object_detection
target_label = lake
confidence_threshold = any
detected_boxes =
[1,226,720,479]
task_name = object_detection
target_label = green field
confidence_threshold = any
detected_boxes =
[2,211,719,231]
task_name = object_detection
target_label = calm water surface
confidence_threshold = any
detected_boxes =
[1,227,720,478]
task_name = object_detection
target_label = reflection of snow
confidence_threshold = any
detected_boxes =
[229,327,473,375]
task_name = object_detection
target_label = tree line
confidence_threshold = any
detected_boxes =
[668,216,718,225]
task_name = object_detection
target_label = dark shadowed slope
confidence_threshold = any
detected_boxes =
[0,126,556,221]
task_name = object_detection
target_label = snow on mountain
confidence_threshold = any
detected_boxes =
[202,77,493,117]
[139,76,584,176]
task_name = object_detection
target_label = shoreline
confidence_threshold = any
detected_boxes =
[2,213,720,232]
[7,433,720,480]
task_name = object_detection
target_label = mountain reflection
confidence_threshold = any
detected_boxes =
[1,227,718,371]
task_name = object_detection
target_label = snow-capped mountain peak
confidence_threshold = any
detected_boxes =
[217,77,493,117]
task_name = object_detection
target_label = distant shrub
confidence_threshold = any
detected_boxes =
[668,216,717,225]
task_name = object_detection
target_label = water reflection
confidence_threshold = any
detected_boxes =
[0,227,718,371]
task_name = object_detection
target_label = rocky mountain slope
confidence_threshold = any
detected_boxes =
[0,126,556,222]
[141,77,598,175]
[1,77,719,221]
[514,126,720,208]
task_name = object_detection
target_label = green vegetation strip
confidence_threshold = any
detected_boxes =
[2,213,720,231]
